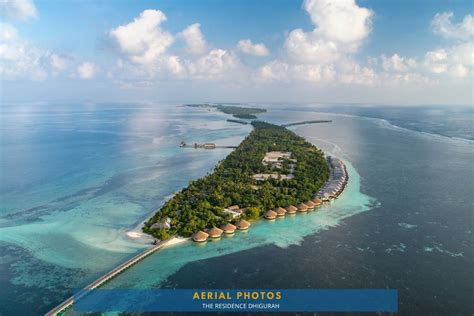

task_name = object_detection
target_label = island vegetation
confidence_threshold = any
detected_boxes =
[185,103,267,119]
[144,121,330,240]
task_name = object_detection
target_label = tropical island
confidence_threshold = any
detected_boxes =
[143,121,334,240]
[184,103,267,119]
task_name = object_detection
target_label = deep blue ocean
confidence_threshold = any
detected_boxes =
[0,103,472,315]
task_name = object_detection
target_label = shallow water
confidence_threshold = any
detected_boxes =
[0,104,252,315]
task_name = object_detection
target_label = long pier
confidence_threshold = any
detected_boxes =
[45,238,175,316]
[281,120,332,127]
[180,142,237,149]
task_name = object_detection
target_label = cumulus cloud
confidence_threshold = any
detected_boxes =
[108,10,242,84]
[237,39,269,56]
[179,23,207,54]
[0,22,62,80]
[0,0,37,20]
[77,62,96,79]
[304,0,373,44]
[424,49,449,74]
[424,44,472,78]
[109,9,174,65]
[49,53,68,72]
[431,12,473,40]
[285,0,372,65]
[187,49,238,79]
[424,13,473,78]
[261,0,374,84]
[259,60,289,80]
[381,54,417,72]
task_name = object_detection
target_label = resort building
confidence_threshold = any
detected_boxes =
[203,143,216,149]
[311,198,322,206]
[207,227,223,239]
[221,223,237,234]
[297,203,309,212]
[253,173,294,181]
[275,207,287,217]
[264,210,277,220]
[236,219,251,230]
[305,200,316,210]
[193,230,209,242]
[150,217,171,230]
[262,151,292,164]
[286,205,298,214]
[223,205,245,218]
[253,151,296,182]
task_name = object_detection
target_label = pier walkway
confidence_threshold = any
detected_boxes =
[45,238,173,316]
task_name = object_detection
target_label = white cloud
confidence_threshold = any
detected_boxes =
[285,29,341,63]
[431,12,473,40]
[237,39,269,56]
[259,60,289,80]
[179,23,207,54]
[424,49,449,74]
[424,43,472,78]
[449,63,469,77]
[77,62,96,79]
[0,0,37,20]
[109,9,174,65]
[381,54,417,72]
[0,22,55,80]
[187,49,238,79]
[337,59,375,85]
[49,53,67,72]
[304,0,373,44]
[450,42,474,66]
[280,0,373,83]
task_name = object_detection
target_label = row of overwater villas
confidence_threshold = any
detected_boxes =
[192,200,321,242]
[192,220,251,242]
[192,158,347,242]
[317,157,348,202]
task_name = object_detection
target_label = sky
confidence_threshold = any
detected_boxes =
[0,0,473,105]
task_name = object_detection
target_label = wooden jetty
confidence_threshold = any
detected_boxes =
[281,120,332,127]
[45,238,175,316]
[180,142,237,149]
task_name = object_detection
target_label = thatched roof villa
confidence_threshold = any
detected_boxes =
[264,210,277,220]
[296,203,309,212]
[311,198,322,206]
[221,223,237,234]
[236,219,251,230]
[286,205,298,214]
[275,207,287,217]
[207,227,223,238]
[305,200,315,210]
[193,230,209,242]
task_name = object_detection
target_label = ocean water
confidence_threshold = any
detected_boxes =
[0,104,472,315]
[0,103,252,315]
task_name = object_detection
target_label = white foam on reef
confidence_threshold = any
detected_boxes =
[102,149,378,289]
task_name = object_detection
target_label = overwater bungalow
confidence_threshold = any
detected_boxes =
[311,198,322,207]
[264,210,277,220]
[236,219,251,230]
[296,203,309,212]
[193,230,209,242]
[207,227,223,239]
[286,205,298,214]
[221,223,237,234]
[305,200,316,210]
[275,207,287,217]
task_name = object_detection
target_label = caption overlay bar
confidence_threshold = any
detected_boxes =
[74,289,398,312]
